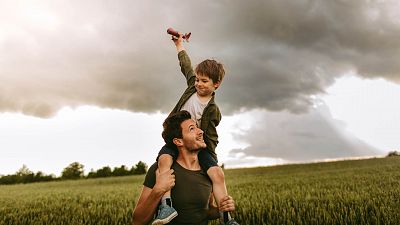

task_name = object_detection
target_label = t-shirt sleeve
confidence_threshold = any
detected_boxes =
[143,162,158,188]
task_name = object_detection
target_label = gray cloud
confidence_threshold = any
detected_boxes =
[1,0,400,117]
[228,101,379,161]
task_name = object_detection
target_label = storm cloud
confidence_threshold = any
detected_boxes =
[1,0,400,117]
[228,101,379,162]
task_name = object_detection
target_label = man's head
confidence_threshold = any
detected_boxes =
[162,110,206,151]
[194,59,225,96]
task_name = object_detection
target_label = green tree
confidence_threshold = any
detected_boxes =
[16,165,35,183]
[96,166,112,177]
[133,161,148,175]
[61,162,84,180]
[17,165,33,176]
[387,150,400,157]
[112,165,130,176]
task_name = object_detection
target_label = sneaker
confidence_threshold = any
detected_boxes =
[220,218,240,225]
[151,204,178,225]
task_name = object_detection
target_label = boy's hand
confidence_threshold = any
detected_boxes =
[172,33,185,52]
[219,195,236,212]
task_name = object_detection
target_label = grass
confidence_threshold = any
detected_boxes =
[1,157,399,225]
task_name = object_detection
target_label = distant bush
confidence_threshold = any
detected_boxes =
[387,150,400,157]
[1,161,148,185]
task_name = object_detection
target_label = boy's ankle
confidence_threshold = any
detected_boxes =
[162,196,173,207]
[220,211,231,223]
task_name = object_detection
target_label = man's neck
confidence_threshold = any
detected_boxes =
[176,148,201,171]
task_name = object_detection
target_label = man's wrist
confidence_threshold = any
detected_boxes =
[152,185,167,196]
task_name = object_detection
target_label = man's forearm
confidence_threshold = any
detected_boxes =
[132,188,164,225]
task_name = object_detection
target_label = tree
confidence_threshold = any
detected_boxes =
[61,162,84,179]
[17,165,33,176]
[112,165,130,176]
[132,161,148,175]
[387,151,400,157]
[16,165,35,183]
[96,166,112,178]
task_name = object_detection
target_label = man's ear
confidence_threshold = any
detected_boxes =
[173,138,183,147]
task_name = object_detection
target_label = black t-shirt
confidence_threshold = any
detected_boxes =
[144,162,212,225]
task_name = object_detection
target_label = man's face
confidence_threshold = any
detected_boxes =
[179,119,206,151]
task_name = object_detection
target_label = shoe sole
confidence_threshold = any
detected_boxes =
[151,211,178,225]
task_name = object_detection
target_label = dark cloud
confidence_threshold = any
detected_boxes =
[228,101,379,161]
[1,0,399,117]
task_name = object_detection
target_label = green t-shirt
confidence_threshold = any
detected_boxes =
[144,162,212,225]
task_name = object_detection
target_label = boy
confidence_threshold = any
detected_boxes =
[152,33,239,225]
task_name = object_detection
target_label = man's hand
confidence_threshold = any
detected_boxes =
[153,169,175,194]
[219,195,235,212]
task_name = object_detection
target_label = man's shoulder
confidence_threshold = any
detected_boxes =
[143,162,158,188]
[148,162,158,172]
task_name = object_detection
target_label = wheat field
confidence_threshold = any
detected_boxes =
[1,157,399,225]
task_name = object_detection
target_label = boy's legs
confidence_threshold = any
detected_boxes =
[152,145,178,225]
[158,154,174,206]
[198,151,239,225]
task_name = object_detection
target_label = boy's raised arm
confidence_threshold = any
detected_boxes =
[171,33,195,85]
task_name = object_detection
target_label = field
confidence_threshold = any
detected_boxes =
[1,157,399,225]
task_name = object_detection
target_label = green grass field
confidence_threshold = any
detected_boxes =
[1,157,399,225]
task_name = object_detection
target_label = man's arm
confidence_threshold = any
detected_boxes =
[132,186,163,225]
[132,169,175,225]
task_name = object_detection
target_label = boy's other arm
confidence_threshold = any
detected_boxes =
[204,106,221,155]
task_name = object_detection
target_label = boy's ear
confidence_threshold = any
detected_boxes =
[214,81,221,89]
[173,138,183,147]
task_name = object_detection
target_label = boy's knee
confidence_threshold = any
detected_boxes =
[158,154,173,171]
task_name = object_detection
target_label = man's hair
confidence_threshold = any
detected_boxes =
[162,110,192,147]
[195,59,225,84]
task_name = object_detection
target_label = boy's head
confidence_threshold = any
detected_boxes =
[195,59,225,89]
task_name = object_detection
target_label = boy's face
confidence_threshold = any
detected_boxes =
[195,73,220,97]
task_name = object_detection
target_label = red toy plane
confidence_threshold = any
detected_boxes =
[167,27,191,42]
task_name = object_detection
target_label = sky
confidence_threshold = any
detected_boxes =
[1,0,399,176]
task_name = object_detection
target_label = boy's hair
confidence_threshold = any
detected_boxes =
[162,110,192,147]
[195,59,225,84]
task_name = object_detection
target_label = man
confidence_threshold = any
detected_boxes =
[132,110,237,225]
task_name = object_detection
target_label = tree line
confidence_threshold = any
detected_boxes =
[0,161,148,185]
